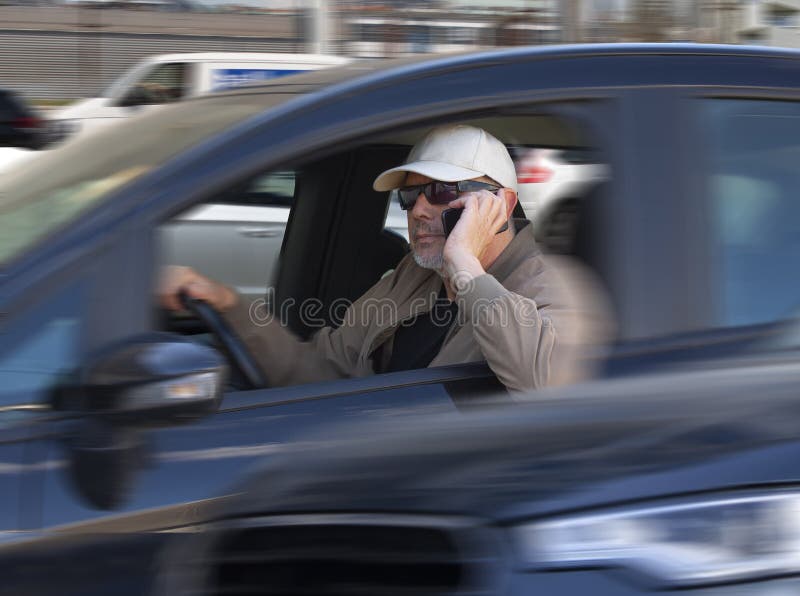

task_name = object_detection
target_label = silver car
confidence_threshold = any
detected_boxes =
[158,170,408,303]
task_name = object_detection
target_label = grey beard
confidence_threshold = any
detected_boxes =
[413,250,445,272]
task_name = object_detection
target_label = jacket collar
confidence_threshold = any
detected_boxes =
[485,218,539,281]
[368,219,539,360]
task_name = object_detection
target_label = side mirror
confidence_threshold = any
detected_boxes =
[56,333,225,425]
[52,334,226,510]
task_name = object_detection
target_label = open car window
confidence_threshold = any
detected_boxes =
[156,108,616,393]
[215,171,296,208]
[120,62,188,106]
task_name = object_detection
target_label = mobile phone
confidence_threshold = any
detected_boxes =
[442,208,463,238]
[441,208,509,238]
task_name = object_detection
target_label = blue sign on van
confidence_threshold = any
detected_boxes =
[211,69,304,91]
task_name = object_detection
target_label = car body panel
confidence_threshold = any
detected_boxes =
[36,379,462,529]
[175,356,800,595]
[55,96,150,127]
[218,354,800,519]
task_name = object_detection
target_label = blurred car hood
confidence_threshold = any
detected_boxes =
[0,146,38,174]
[220,360,800,523]
[52,97,109,120]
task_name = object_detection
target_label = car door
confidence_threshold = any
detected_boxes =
[673,88,800,363]
[0,273,92,568]
[1,243,483,595]
[694,94,800,329]
[599,68,800,376]
[1,159,492,594]
[35,99,619,495]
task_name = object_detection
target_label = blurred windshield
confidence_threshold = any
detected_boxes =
[0,94,285,267]
[101,60,152,99]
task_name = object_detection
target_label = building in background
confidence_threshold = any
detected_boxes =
[1,0,799,101]
[340,1,561,57]
[62,0,200,8]
[738,0,800,46]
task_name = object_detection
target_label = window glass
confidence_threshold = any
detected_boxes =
[239,171,295,207]
[704,99,800,327]
[509,145,608,247]
[448,27,477,44]
[363,24,383,43]
[158,111,614,390]
[384,190,408,241]
[123,62,187,106]
[409,26,431,52]
[0,93,274,266]
[207,170,296,208]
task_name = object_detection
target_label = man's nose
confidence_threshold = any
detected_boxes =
[410,191,436,219]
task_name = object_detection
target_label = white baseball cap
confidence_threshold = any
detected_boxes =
[373,124,519,193]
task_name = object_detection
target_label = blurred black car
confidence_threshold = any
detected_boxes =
[1,44,800,596]
[0,89,50,149]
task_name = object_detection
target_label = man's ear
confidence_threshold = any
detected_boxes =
[502,188,519,218]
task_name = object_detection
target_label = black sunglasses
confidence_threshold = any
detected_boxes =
[397,180,500,210]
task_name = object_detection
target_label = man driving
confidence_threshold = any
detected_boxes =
[161,124,604,392]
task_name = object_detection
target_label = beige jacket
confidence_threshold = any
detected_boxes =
[222,221,609,392]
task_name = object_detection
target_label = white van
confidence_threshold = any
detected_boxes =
[52,52,351,137]
[0,53,350,172]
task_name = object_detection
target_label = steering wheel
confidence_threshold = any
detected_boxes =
[178,291,268,389]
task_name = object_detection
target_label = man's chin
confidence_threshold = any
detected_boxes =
[412,251,444,271]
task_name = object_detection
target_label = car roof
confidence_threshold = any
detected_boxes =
[190,43,800,112]
[221,43,800,89]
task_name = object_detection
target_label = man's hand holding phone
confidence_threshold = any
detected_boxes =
[441,188,510,284]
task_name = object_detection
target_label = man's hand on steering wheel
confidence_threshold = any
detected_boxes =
[159,266,238,313]
[159,266,267,389]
